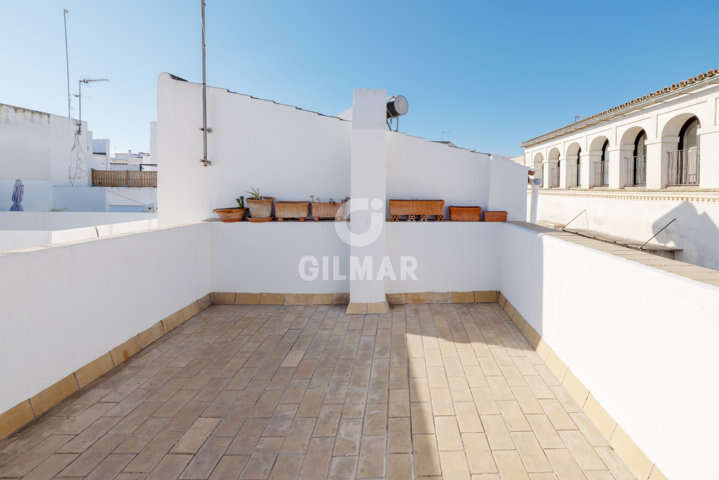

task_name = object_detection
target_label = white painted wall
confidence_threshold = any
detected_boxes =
[488,155,529,221]
[499,222,719,480]
[527,191,719,269]
[212,222,349,294]
[0,104,92,190]
[156,74,351,226]
[386,133,491,217]
[385,222,500,293]
[0,223,211,414]
[157,74,527,226]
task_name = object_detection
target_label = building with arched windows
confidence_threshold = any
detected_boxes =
[522,68,719,269]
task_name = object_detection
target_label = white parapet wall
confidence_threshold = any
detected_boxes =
[385,222,501,293]
[156,73,527,227]
[0,223,212,414]
[499,222,719,479]
[527,188,719,270]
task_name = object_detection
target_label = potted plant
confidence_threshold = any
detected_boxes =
[275,200,309,221]
[483,210,508,222]
[449,206,482,221]
[389,199,444,221]
[310,196,349,221]
[246,187,274,222]
[214,196,247,222]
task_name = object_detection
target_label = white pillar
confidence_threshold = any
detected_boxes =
[580,152,593,188]
[607,148,622,189]
[646,138,676,189]
[347,88,388,314]
[543,161,552,189]
[699,129,719,188]
[559,159,568,189]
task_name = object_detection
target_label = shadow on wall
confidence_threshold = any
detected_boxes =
[652,201,719,270]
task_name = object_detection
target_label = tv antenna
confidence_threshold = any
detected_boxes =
[75,78,108,133]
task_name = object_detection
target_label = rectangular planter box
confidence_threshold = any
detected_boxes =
[449,206,482,222]
[483,210,508,222]
[311,202,345,221]
[390,200,445,221]
[275,201,309,221]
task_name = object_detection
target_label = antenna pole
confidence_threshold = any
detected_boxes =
[200,0,210,166]
[63,9,71,119]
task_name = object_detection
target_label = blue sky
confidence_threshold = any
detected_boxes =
[1,1,717,156]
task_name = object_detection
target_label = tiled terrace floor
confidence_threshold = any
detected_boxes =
[0,304,636,479]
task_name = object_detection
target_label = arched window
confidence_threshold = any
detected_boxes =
[576,147,582,187]
[600,140,609,186]
[674,117,700,185]
[633,131,647,186]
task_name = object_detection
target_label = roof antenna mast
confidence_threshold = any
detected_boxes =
[200,0,211,166]
[63,8,71,119]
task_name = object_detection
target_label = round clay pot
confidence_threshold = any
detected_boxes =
[214,208,247,222]
[246,197,274,218]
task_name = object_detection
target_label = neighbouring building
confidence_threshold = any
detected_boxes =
[522,68,719,269]
[0,103,157,212]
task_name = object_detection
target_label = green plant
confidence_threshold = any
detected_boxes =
[247,187,262,200]
[236,196,245,208]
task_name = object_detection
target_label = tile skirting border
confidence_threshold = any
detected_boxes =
[210,291,499,306]
[0,293,212,441]
[498,292,667,480]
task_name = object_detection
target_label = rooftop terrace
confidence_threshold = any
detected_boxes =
[0,302,638,480]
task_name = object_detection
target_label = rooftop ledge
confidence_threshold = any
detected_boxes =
[0,219,717,479]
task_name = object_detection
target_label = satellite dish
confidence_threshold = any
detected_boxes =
[386,95,409,118]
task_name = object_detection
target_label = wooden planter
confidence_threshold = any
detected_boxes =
[311,202,345,221]
[214,207,247,222]
[246,197,274,219]
[484,210,508,222]
[449,206,482,222]
[390,200,444,221]
[275,201,309,221]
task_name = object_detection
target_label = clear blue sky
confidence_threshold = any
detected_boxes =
[2,0,717,156]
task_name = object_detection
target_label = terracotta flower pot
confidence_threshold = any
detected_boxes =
[449,206,481,222]
[275,201,309,221]
[246,197,274,219]
[483,211,508,222]
[311,202,345,221]
[214,207,247,222]
[389,199,444,221]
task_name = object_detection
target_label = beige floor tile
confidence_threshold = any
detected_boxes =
[328,456,356,480]
[413,434,442,476]
[498,400,531,431]
[544,449,586,480]
[493,450,530,480]
[388,417,411,453]
[526,414,564,449]
[558,429,606,470]
[430,389,455,416]
[455,402,483,433]
[357,435,385,478]
[539,399,576,431]
[440,450,472,480]
[480,415,514,450]
[511,431,552,473]
[387,453,411,480]
[435,416,464,451]
[462,433,496,474]
[173,417,220,454]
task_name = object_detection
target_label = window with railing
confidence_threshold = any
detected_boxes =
[667,149,699,185]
